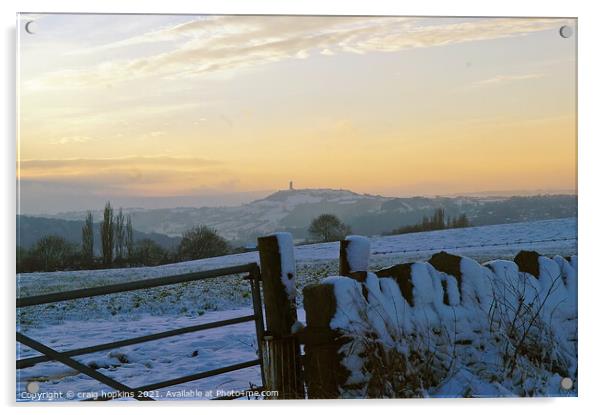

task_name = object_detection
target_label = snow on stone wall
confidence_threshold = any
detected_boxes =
[318,251,578,397]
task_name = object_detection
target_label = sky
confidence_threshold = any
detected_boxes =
[17,14,577,214]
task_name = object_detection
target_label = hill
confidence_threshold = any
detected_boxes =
[33,189,577,245]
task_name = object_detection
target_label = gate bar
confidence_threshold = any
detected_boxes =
[16,332,153,401]
[17,315,255,369]
[134,359,260,392]
[247,264,266,386]
[17,263,257,308]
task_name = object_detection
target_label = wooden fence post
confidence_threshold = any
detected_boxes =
[257,233,303,399]
[339,235,370,281]
[301,283,348,398]
[296,236,371,398]
[339,239,352,276]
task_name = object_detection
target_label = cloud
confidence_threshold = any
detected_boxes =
[19,155,220,171]
[472,73,546,87]
[50,135,93,145]
[26,16,571,89]
[17,156,227,196]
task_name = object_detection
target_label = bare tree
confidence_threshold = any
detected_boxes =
[33,235,75,271]
[126,214,134,262]
[134,239,168,266]
[81,211,94,267]
[114,208,125,262]
[100,201,114,266]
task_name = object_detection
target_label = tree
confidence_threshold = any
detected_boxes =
[308,214,351,242]
[455,213,470,228]
[81,211,94,267]
[114,208,125,262]
[389,208,472,235]
[32,235,75,271]
[133,239,168,266]
[126,214,134,262]
[432,208,446,230]
[17,246,31,273]
[178,225,230,261]
[100,201,114,266]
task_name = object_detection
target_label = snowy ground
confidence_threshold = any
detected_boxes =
[16,218,577,401]
[17,308,271,401]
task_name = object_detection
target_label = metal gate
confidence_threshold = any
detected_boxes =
[16,262,266,401]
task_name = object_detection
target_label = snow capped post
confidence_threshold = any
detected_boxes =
[257,232,303,399]
[339,235,370,280]
[258,232,298,334]
[298,235,371,398]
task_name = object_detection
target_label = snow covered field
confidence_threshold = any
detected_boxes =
[18,217,577,299]
[17,309,266,401]
[16,217,577,401]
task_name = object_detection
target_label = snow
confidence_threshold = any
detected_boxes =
[322,275,371,387]
[319,251,577,397]
[17,309,264,401]
[344,235,370,272]
[433,368,513,397]
[323,276,366,334]
[272,232,296,300]
[18,218,576,299]
[16,218,577,400]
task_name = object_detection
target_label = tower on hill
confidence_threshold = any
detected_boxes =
[289,181,294,191]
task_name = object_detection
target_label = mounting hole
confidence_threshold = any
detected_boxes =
[561,377,573,390]
[26,381,40,393]
[559,25,573,39]
[24,20,36,35]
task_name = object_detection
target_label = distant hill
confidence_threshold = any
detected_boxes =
[32,189,577,245]
[17,215,181,251]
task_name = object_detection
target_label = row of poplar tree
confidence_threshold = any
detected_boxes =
[81,201,134,267]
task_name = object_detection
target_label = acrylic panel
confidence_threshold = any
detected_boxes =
[16,14,577,401]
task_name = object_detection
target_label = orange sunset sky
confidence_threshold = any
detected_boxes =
[18,14,576,213]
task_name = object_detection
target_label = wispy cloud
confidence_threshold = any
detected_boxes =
[472,73,546,87]
[25,16,569,90]
[18,156,228,195]
[50,135,93,145]
[19,155,221,172]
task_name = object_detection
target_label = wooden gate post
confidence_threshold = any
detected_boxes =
[339,235,370,281]
[257,233,303,399]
